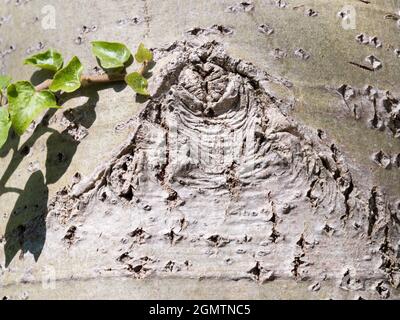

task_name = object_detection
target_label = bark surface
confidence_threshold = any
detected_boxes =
[1,0,400,299]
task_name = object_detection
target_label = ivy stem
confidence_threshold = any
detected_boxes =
[138,61,148,76]
[1,64,149,104]
[35,79,53,91]
[34,73,126,92]
[33,61,149,92]
[80,73,126,86]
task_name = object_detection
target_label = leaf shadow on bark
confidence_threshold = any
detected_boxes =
[0,109,57,197]
[0,130,20,159]
[30,69,55,86]
[4,170,48,267]
[1,82,121,266]
[45,88,100,185]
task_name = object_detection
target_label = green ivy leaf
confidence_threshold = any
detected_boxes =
[135,43,153,64]
[24,49,64,72]
[125,72,149,96]
[50,56,83,93]
[0,107,11,149]
[91,41,132,69]
[0,75,12,90]
[7,81,59,135]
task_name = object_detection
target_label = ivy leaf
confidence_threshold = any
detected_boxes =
[7,81,59,135]
[0,107,11,149]
[135,43,153,63]
[0,75,12,90]
[24,49,64,72]
[50,56,83,93]
[125,72,149,96]
[91,41,132,69]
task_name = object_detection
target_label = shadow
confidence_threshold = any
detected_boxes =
[0,108,57,197]
[0,129,20,159]
[135,94,150,103]
[29,69,55,86]
[125,55,134,69]
[111,81,127,93]
[1,88,98,266]
[143,60,156,79]
[45,132,79,185]
[4,171,49,267]
[45,89,99,184]
[1,74,140,265]
[1,80,123,194]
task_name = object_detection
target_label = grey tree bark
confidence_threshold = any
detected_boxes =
[0,0,400,299]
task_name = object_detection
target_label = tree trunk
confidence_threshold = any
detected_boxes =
[0,0,399,299]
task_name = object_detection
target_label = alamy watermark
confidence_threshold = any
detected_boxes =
[41,5,56,30]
